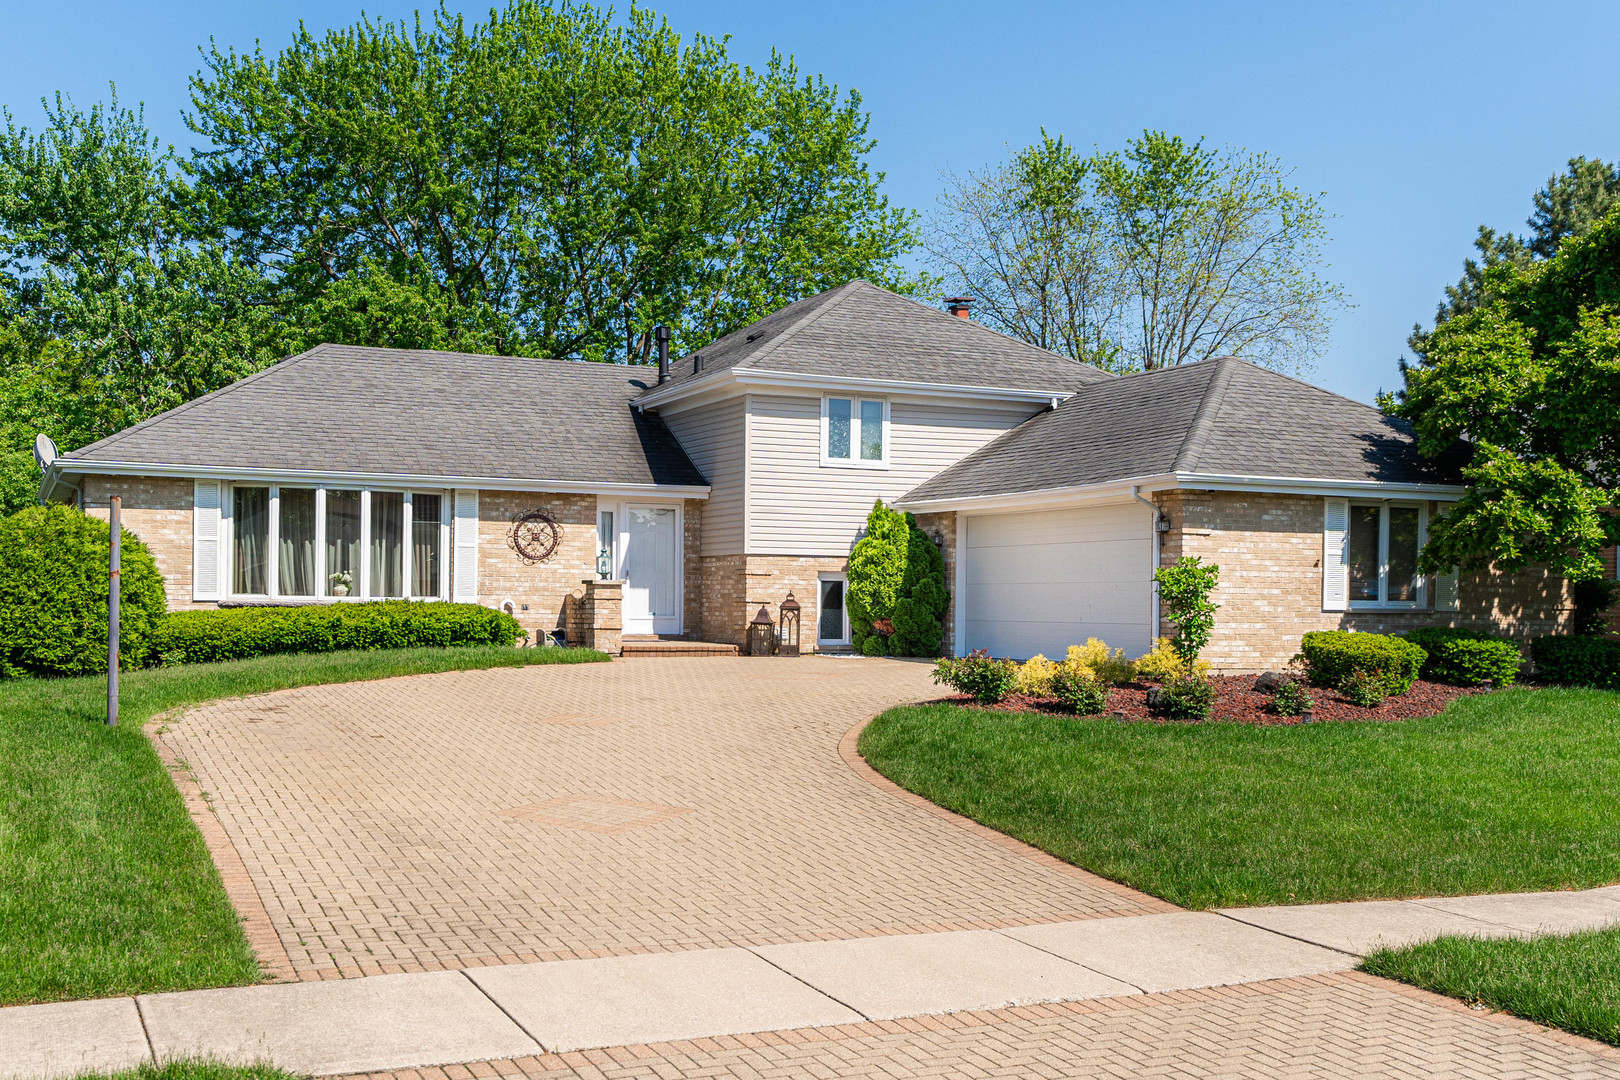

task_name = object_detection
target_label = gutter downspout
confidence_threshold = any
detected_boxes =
[1131,485,1161,642]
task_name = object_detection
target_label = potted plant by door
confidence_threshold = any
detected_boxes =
[329,571,353,597]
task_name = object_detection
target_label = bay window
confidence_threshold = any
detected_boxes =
[224,484,449,602]
[822,396,888,466]
[1348,502,1426,608]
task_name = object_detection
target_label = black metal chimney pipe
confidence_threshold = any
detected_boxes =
[655,325,671,383]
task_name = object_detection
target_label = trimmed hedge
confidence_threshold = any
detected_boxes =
[1404,627,1521,687]
[0,505,168,678]
[1531,635,1620,690]
[1300,630,1426,697]
[151,601,525,665]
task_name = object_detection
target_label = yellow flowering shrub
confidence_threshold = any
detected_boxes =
[1134,637,1213,682]
[1016,653,1061,695]
[1065,638,1136,685]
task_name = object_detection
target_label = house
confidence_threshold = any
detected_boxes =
[38,280,1572,669]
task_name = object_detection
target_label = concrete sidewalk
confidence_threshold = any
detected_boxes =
[7,886,1618,1080]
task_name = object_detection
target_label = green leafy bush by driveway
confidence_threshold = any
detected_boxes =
[0,505,168,678]
[1404,626,1520,686]
[933,650,1018,703]
[1300,630,1426,698]
[1531,635,1620,690]
[153,600,524,664]
[847,500,949,656]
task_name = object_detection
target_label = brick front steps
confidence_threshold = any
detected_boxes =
[620,636,740,657]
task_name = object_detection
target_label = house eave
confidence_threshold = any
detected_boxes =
[637,366,1075,411]
[896,472,1466,513]
[48,458,712,500]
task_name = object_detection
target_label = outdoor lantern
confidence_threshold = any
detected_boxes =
[748,605,777,657]
[596,546,612,579]
[778,593,802,657]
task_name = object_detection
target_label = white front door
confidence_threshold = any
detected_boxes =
[621,504,680,635]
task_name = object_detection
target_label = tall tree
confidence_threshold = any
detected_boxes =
[186,0,918,362]
[1410,156,1620,355]
[0,93,285,513]
[925,130,1345,373]
[1393,206,1620,583]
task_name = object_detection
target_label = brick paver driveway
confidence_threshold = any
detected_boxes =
[161,656,1160,978]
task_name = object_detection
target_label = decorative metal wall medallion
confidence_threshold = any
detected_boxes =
[507,508,562,564]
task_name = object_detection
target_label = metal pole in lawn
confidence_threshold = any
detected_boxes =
[107,495,121,727]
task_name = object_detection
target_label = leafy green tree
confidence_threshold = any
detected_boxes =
[926,130,1345,373]
[186,1,918,363]
[846,500,948,657]
[1408,157,1620,357]
[1392,208,1620,583]
[1154,556,1220,663]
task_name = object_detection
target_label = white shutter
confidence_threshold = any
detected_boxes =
[452,489,479,603]
[1434,567,1461,611]
[1322,497,1349,611]
[193,479,222,602]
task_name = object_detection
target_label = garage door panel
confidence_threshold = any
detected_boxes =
[966,539,1151,585]
[962,503,1152,661]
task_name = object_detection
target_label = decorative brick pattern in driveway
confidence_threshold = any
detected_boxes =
[159,657,1164,978]
[331,973,1620,1080]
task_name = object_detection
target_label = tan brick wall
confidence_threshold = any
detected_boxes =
[745,554,852,653]
[82,476,198,611]
[474,491,597,643]
[912,510,957,656]
[1159,490,1573,672]
[683,498,704,636]
[698,554,748,645]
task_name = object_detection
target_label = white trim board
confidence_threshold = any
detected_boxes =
[897,472,1467,513]
[48,459,710,500]
[636,366,1076,412]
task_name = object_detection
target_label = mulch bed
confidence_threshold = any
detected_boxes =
[935,675,1501,726]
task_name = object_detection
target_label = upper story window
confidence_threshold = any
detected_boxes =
[1348,502,1426,608]
[225,484,448,602]
[822,396,888,468]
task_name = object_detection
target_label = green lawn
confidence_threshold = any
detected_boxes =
[61,1063,300,1080]
[1364,927,1620,1046]
[858,688,1620,909]
[0,645,607,1006]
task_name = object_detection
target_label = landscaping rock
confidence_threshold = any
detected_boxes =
[1254,671,1294,692]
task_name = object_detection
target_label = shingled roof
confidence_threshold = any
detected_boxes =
[57,344,707,488]
[654,280,1111,395]
[900,356,1466,504]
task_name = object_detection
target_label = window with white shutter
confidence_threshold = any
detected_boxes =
[452,489,480,603]
[193,479,222,601]
[1322,497,1349,611]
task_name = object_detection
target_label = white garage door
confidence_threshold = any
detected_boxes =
[962,502,1153,660]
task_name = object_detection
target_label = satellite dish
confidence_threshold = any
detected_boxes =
[33,433,57,471]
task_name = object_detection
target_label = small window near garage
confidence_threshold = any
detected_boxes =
[823,396,888,467]
[1347,502,1427,608]
[818,574,850,644]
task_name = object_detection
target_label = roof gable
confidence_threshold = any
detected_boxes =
[900,357,1464,504]
[61,344,706,488]
[656,280,1113,396]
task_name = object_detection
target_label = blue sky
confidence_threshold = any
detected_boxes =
[3,1,1616,403]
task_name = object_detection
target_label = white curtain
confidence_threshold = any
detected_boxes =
[278,488,316,596]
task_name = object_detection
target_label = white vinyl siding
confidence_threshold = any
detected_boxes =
[961,503,1153,660]
[662,398,746,555]
[748,394,1040,555]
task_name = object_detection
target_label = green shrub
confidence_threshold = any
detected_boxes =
[933,649,1018,704]
[1050,667,1108,715]
[1404,626,1521,687]
[1271,678,1314,717]
[1153,556,1220,663]
[0,505,168,678]
[848,501,949,656]
[1531,635,1620,690]
[1300,630,1426,697]
[1153,674,1214,720]
[151,601,524,664]
[1571,577,1620,637]
[1341,668,1388,707]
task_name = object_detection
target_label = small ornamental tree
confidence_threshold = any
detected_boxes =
[1153,556,1220,664]
[0,504,168,678]
[847,500,950,656]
